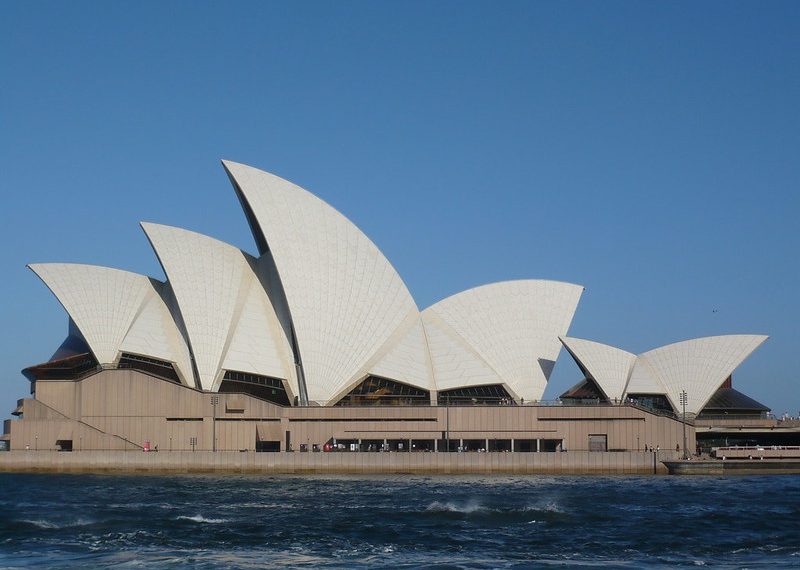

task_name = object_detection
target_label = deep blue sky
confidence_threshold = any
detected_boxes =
[2,2,798,416]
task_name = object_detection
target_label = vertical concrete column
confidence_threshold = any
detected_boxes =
[280,418,290,452]
[511,439,515,452]
[358,438,362,452]
[409,439,412,452]
[383,438,387,451]
[459,438,464,451]
[434,439,438,452]
[485,438,489,452]
[536,439,540,452]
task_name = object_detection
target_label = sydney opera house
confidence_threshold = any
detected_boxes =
[1,161,780,457]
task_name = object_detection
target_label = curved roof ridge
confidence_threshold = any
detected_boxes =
[639,333,769,356]
[424,279,584,311]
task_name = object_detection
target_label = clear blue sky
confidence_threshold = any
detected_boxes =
[1,2,798,416]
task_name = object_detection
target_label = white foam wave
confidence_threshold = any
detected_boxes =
[176,514,228,524]
[523,502,565,514]
[425,500,486,514]
[21,518,96,529]
[424,500,565,516]
[21,519,59,529]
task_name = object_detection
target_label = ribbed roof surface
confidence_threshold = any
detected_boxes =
[28,160,588,404]
[28,263,194,385]
[559,337,636,401]
[561,334,769,415]
[423,280,583,401]
[142,223,296,394]
[223,161,420,404]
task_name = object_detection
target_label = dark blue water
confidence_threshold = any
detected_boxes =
[0,474,798,568]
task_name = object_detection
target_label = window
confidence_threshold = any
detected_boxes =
[438,384,513,405]
[335,376,430,406]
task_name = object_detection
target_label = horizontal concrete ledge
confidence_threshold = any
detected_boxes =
[663,459,800,476]
[0,450,677,475]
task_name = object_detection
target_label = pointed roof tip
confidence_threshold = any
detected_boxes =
[221,160,306,189]
[220,159,252,175]
[139,220,182,234]
[139,221,163,240]
[139,220,159,231]
[26,262,81,274]
[26,262,58,277]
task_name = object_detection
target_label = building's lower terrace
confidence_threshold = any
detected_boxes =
[2,368,694,457]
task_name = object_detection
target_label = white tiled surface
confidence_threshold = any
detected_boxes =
[29,263,152,365]
[560,336,637,401]
[141,223,295,392]
[422,310,504,392]
[624,358,662,396]
[221,268,298,398]
[367,316,435,392]
[563,333,769,415]
[224,161,418,403]
[636,335,768,414]
[119,279,194,386]
[423,280,583,401]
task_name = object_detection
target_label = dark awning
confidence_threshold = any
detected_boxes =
[701,387,770,413]
[560,378,607,401]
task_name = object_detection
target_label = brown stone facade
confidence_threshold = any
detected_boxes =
[4,369,695,460]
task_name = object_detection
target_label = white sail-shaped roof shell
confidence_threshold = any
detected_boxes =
[631,335,768,415]
[623,358,662,396]
[562,334,768,415]
[422,310,505,392]
[141,223,297,394]
[344,315,436,399]
[28,263,194,385]
[423,280,583,401]
[223,161,419,404]
[118,279,194,386]
[559,336,636,401]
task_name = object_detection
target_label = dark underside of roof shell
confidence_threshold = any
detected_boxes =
[560,378,609,402]
[700,387,770,414]
[22,352,99,382]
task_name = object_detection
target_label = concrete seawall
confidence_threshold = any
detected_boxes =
[0,450,678,475]
[664,459,800,475]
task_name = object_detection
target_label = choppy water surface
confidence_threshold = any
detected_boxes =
[0,473,798,568]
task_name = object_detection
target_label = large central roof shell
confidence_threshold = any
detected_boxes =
[222,161,420,404]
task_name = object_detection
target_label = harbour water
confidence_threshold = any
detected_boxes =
[0,473,798,568]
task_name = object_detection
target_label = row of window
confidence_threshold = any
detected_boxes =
[335,376,430,407]
[219,370,290,406]
[119,353,181,383]
[335,377,514,407]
